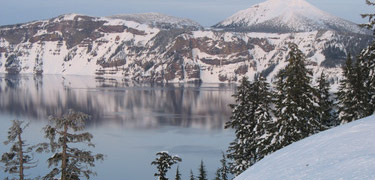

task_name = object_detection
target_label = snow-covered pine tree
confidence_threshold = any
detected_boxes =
[353,57,373,117]
[190,169,195,180]
[197,160,208,180]
[41,110,104,180]
[219,152,229,180]
[213,152,230,180]
[1,120,37,180]
[225,76,252,175]
[273,43,322,150]
[360,42,375,114]
[359,0,375,114]
[214,168,221,180]
[359,0,375,115]
[151,151,181,180]
[360,0,375,35]
[250,76,275,162]
[175,166,181,180]
[315,72,337,127]
[225,75,274,175]
[337,54,372,124]
[336,54,357,123]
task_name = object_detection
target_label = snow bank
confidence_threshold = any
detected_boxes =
[235,115,375,180]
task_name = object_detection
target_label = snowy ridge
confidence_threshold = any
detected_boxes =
[214,0,366,34]
[107,13,202,30]
[235,115,375,180]
[54,13,87,21]
[0,12,373,85]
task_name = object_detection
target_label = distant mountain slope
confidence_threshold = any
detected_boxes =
[0,12,373,85]
[214,0,367,33]
[235,115,375,180]
[108,13,202,30]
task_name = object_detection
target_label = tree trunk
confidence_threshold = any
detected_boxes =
[61,122,68,180]
[18,132,24,180]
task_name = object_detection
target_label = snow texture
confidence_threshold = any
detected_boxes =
[215,0,366,34]
[0,11,371,85]
[234,115,375,180]
[107,12,202,29]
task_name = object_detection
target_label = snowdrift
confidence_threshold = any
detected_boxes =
[235,115,375,180]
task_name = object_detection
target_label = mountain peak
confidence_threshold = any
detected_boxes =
[213,0,366,34]
[263,0,313,7]
[271,0,310,5]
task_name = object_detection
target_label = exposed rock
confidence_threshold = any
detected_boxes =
[5,54,21,74]
[185,64,201,81]
[0,13,373,86]
[235,65,249,75]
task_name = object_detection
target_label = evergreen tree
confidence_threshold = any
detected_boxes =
[273,43,322,150]
[190,169,195,180]
[151,151,181,180]
[315,72,337,127]
[214,168,221,180]
[1,120,37,180]
[359,0,375,115]
[40,110,104,180]
[353,57,373,117]
[360,0,375,35]
[358,0,375,114]
[336,54,357,123]
[197,160,207,180]
[337,54,372,124]
[225,76,252,175]
[213,152,230,180]
[219,152,229,180]
[360,42,375,114]
[225,75,274,175]
[175,166,182,180]
[250,76,275,162]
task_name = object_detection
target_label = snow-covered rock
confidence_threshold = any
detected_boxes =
[214,0,367,34]
[107,12,202,30]
[234,115,375,180]
[0,9,373,85]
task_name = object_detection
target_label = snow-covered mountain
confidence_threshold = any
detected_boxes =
[108,13,202,30]
[0,7,373,85]
[214,0,366,33]
[234,115,375,180]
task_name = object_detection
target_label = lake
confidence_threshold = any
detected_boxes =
[0,74,235,180]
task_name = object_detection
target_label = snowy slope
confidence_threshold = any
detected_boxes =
[108,13,202,30]
[235,115,375,180]
[0,13,372,84]
[214,0,366,34]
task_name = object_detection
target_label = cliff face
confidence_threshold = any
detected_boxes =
[0,14,372,86]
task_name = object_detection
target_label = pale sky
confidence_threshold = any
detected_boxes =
[0,0,373,27]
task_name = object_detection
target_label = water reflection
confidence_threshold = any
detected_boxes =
[0,74,235,129]
[0,75,236,180]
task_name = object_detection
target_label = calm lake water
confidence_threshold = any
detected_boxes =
[0,75,235,180]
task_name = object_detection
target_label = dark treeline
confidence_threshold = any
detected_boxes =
[151,152,230,180]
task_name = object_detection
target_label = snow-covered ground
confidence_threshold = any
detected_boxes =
[214,0,365,34]
[235,115,375,180]
[107,12,202,29]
